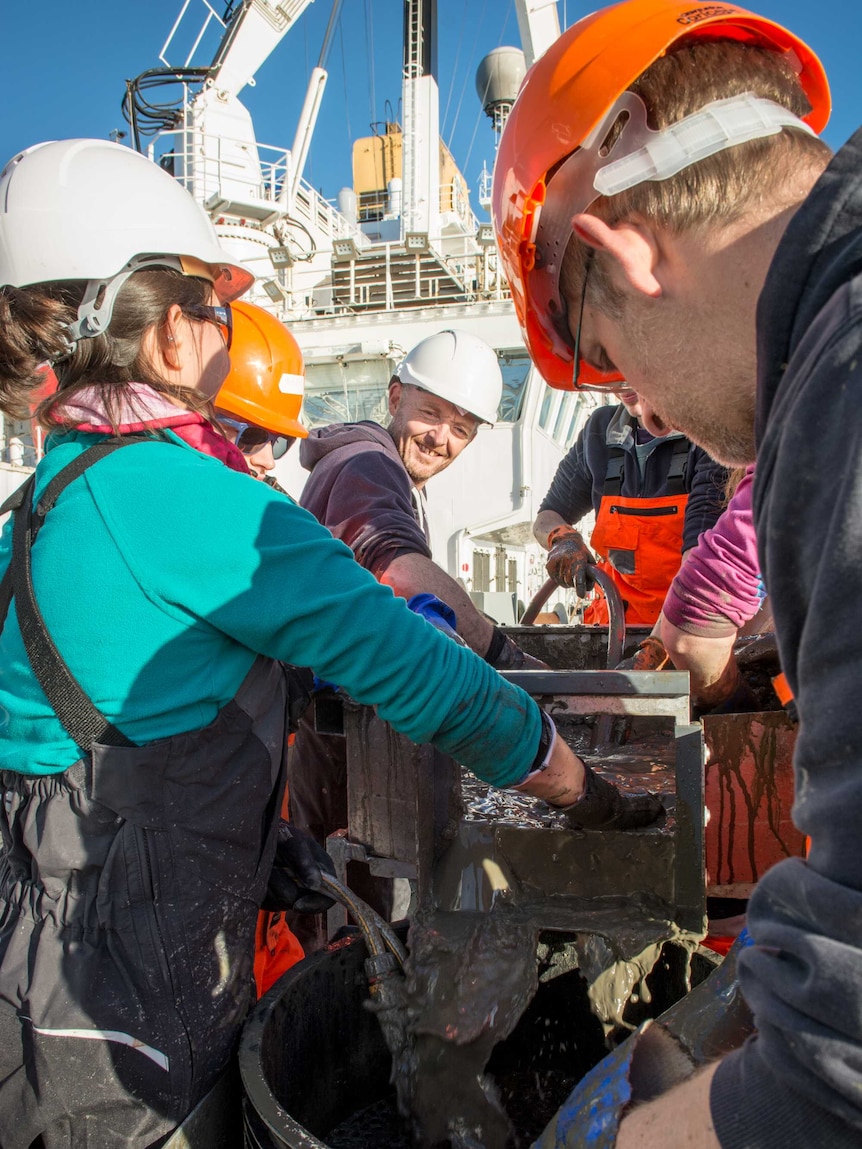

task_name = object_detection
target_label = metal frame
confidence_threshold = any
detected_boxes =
[336,667,705,939]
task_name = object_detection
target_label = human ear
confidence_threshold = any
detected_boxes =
[158,303,186,369]
[388,379,403,417]
[571,213,662,299]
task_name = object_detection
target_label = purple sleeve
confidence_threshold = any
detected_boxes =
[663,466,764,637]
[312,451,431,578]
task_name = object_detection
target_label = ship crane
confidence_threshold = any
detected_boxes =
[123,0,352,304]
[165,0,334,215]
[125,0,560,279]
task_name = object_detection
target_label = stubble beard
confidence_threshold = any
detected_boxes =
[402,440,450,486]
[624,299,758,466]
[655,379,757,466]
[389,418,448,485]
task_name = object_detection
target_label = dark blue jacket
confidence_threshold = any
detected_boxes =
[538,404,727,553]
[710,127,862,1147]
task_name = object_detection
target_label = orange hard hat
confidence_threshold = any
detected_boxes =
[492,0,830,391]
[216,301,307,438]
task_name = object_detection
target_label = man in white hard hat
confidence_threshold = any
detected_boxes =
[289,329,543,926]
[299,328,542,669]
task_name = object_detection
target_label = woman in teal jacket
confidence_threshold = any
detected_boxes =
[0,139,658,1147]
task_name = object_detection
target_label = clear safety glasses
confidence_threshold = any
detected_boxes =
[528,90,814,391]
[571,252,590,392]
[568,252,630,394]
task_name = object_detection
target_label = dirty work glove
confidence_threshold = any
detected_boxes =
[545,525,595,598]
[262,822,337,914]
[615,636,670,672]
[486,627,549,670]
[561,762,664,831]
[283,664,315,732]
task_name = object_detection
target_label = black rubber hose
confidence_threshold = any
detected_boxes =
[520,565,626,669]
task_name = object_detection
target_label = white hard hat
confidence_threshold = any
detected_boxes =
[0,139,253,344]
[395,329,502,424]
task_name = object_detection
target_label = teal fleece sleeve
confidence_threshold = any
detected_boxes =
[86,438,542,788]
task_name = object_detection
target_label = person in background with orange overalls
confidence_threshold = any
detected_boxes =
[533,387,726,624]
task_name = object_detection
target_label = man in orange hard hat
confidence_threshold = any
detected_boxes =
[494,1,861,1147]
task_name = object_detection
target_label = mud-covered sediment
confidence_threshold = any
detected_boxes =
[379,718,701,1147]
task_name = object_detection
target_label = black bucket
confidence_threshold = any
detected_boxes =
[239,930,718,1149]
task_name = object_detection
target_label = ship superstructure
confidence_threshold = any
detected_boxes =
[1,0,599,617]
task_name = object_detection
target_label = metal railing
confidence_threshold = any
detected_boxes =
[439,178,477,234]
[149,123,366,245]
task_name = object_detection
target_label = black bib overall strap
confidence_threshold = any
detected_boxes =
[602,436,690,497]
[1,439,148,750]
[0,473,33,633]
[0,440,153,633]
[0,437,292,1148]
[603,446,627,496]
[663,437,691,497]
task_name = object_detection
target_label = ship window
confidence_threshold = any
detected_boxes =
[302,360,394,427]
[303,350,531,428]
[538,387,554,431]
[539,389,562,434]
[563,396,588,449]
[496,351,531,423]
[553,393,577,444]
[494,547,507,589]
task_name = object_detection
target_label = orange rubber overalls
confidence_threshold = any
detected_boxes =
[584,438,690,627]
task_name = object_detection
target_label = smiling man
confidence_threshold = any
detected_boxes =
[289,330,543,918]
[296,329,537,664]
[493,1,862,1147]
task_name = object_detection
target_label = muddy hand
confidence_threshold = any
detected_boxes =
[560,763,664,831]
[490,629,549,670]
[545,525,595,598]
[262,821,337,914]
[615,635,670,672]
[694,674,760,718]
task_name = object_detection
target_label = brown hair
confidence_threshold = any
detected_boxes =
[724,465,747,505]
[560,39,833,312]
[0,268,216,434]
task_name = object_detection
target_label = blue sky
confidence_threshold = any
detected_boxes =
[1,0,859,213]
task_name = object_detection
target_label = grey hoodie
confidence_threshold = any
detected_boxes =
[299,421,431,578]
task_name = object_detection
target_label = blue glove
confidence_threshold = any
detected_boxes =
[532,1021,696,1148]
[533,930,754,1148]
[406,592,464,644]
